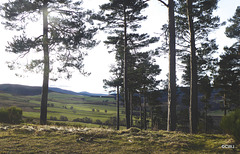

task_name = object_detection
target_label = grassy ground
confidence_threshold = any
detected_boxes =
[0,124,239,153]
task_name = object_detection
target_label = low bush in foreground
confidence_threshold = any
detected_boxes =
[0,106,23,124]
[221,109,240,143]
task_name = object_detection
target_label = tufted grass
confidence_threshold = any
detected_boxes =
[0,124,239,153]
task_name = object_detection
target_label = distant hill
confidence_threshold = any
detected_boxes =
[0,84,49,96]
[49,88,109,97]
[48,87,79,95]
[0,84,222,111]
[78,91,108,97]
[0,84,109,97]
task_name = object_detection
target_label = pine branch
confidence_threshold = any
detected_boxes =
[158,0,168,7]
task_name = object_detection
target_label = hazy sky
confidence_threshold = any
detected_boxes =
[0,0,239,94]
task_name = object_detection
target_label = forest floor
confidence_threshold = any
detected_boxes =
[0,124,239,153]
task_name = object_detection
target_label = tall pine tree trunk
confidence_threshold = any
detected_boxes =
[140,94,143,130]
[187,0,198,134]
[123,2,130,129]
[205,104,208,133]
[144,96,147,130]
[116,85,120,130]
[167,0,177,131]
[130,92,133,127]
[40,0,49,125]
[151,106,153,130]
[223,92,227,116]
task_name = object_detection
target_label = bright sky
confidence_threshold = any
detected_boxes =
[0,0,239,94]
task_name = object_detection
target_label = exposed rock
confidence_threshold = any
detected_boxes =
[0,126,9,131]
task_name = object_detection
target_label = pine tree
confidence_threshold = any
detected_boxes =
[214,7,240,115]
[214,46,240,113]
[156,0,177,132]
[214,6,240,112]
[133,51,161,129]
[175,0,220,133]
[225,6,240,50]
[97,0,159,129]
[1,0,98,124]
[103,64,123,130]
[199,75,212,133]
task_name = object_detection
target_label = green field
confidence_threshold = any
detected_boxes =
[0,92,125,127]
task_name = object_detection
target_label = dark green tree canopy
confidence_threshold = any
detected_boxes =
[173,0,220,86]
[100,0,160,93]
[214,6,240,109]
[98,0,148,32]
[175,0,220,43]
[214,44,240,107]
[225,6,240,40]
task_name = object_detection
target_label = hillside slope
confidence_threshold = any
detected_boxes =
[0,84,109,97]
[0,84,48,96]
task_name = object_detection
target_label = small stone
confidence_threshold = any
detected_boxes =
[76,137,85,142]
[106,140,113,143]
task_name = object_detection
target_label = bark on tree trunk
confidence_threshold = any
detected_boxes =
[130,92,133,127]
[117,85,120,130]
[205,106,207,133]
[167,0,177,131]
[223,93,227,116]
[123,2,130,129]
[140,94,143,130]
[151,106,153,130]
[144,96,147,130]
[40,0,49,125]
[187,0,198,134]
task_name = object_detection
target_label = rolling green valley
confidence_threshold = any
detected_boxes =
[0,91,125,128]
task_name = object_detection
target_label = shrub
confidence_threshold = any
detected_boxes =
[0,106,23,124]
[72,117,92,123]
[73,118,82,122]
[8,106,23,124]
[0,108,9,123]
[104,117,117,126]
[95,119,103,125]
[220,109,240,143]
[83,117,92,123]
[59,115,68,121]
[47,103,54,107]
[92,109,95,112]
[50,116,58,121]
